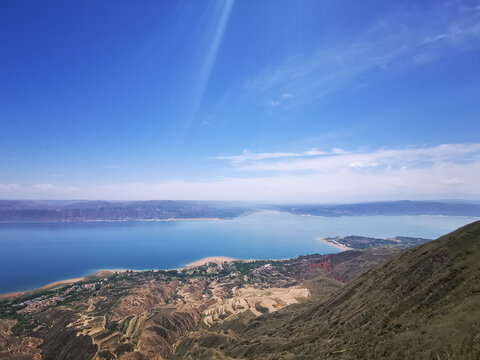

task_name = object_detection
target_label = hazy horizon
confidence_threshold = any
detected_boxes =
[1,0,479,202]
[1,198,480,205]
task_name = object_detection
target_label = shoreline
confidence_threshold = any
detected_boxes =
[317,237,352,251]
[0,269,128,300]
[0,259,239,299]
[0,249,302,299]
[0,256,278,299]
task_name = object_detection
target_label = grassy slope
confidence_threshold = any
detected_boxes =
[173,220,480,359]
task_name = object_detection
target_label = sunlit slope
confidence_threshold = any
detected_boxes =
[174,220,480,359]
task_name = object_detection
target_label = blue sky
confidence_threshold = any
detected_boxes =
[1,0,480,202]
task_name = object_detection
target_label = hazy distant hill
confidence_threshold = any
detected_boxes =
[274,200,480,217]
[0,200,252,223]
[0,200,479,223]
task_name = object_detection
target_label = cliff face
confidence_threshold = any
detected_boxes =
[173,221,480,359]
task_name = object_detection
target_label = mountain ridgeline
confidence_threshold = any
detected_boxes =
[1,200,480,223]
[274,200,480,217]
[0,200,252,223]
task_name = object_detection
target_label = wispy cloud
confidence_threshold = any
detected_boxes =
[1,143,479,203]
[0,183,79,197]
[0,184,22,191]
[214,148,328,162]
[240,0,480,107]
[216,143,480,173]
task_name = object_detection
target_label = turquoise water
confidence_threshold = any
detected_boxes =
[0,211,477,294]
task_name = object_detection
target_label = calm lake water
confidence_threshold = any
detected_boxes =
[0,211,477,294]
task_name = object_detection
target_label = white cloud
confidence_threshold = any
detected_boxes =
[1,163,478,203]
[434,177,466,186]
[0,183,79,197]
[349,161,379,168]
[1,143,479,203]
[331,148,350,155]
[0,183,22,191]
[220,143,480,173]
[215,148,327,162]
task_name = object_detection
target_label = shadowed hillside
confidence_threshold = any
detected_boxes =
[173,220,480,359]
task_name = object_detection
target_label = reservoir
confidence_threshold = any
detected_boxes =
[0,210,477,294]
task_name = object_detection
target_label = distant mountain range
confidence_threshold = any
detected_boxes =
[0,200,251,223]
[273,199,480,217]
[0,199,479,223]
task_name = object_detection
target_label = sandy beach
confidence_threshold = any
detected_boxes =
[182,256,285,268]
[0,277,85,300]
[0,291,25,300]
[0,269,130,300]
[185,256,239,268]
[318,237,352,251]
